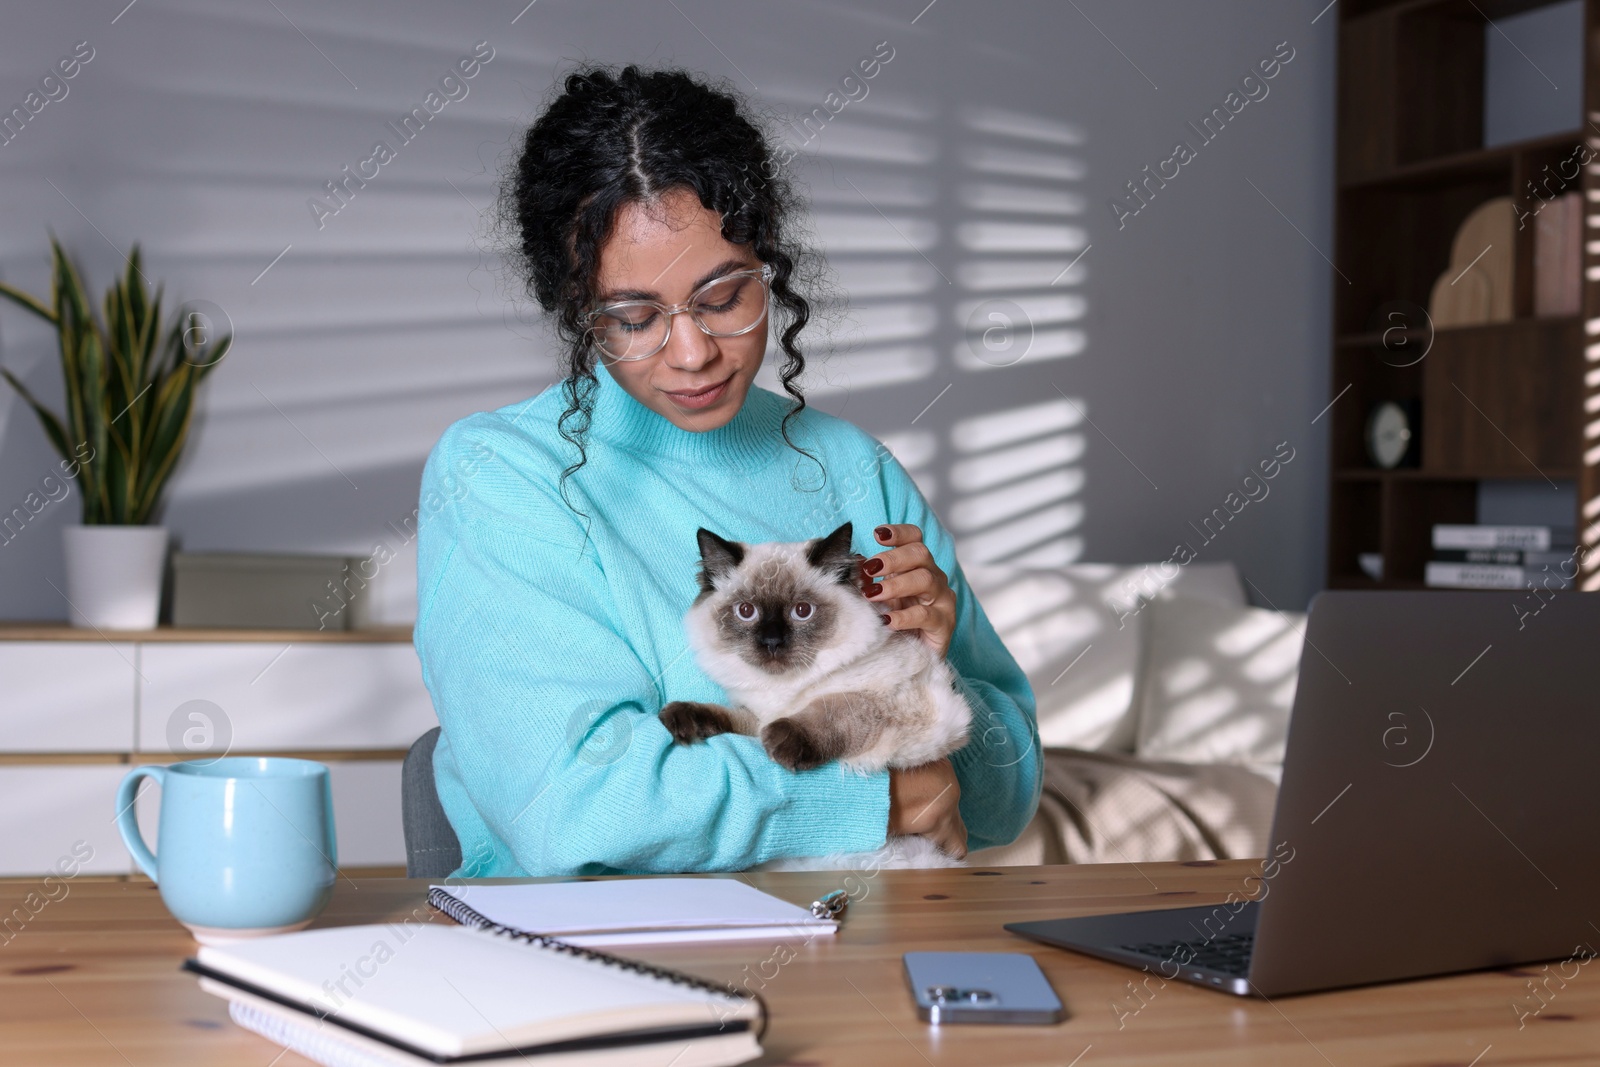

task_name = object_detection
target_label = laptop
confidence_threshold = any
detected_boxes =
[1006,589,1600,997]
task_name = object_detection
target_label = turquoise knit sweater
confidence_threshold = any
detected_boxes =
[414,363,1041,876]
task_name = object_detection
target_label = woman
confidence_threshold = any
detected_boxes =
[415,66,1040,876]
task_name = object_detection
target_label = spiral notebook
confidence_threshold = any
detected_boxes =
[186,921,763,1067]
[428,878,838,946]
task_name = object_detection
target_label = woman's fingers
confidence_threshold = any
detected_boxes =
[865,541,934,579]
[934,821,969,859]
[887,759,968,859]
[865,565,936,604]
[873,523,923,548]
[862,523,955,655]
[884,600,936,630]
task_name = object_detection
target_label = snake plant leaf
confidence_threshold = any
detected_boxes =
[0,280,57,325]
[0,367,72,460]
[0,239,229,526]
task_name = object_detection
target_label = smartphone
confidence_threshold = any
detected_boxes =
[902,952,1065,1024]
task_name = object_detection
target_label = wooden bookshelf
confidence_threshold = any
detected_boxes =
[1326,0,1594,590]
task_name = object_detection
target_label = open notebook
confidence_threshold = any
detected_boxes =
[429,878,838,946]
[187,923,763,1067]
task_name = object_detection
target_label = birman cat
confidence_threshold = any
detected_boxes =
[659,521,971,868]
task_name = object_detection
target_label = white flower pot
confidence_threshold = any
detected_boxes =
[62,525,169,630]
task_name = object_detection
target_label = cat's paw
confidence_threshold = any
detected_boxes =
[659,701,736,744]
[762,718,830,771]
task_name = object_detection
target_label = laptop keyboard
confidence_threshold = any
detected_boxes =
[1119,932,1254,977]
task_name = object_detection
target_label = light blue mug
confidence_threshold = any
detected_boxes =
[115,757,337,944]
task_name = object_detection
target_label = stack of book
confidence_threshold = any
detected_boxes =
[1426,525,1576,590]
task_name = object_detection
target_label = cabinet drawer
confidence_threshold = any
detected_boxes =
[0,764,133,877]
[0,643,134,752]
[133,759,405,870]
[137,643,437,752]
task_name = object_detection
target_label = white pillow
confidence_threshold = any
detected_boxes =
[1134,597,1303,776]
[964,562,1245,752]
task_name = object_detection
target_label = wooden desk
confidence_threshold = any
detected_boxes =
[4,862,1594,1065]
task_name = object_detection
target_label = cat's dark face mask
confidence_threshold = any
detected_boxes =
[693,523,861,674]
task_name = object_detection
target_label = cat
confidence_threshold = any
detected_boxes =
[658,521,971,869]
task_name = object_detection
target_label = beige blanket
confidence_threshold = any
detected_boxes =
[967,748,1279,867]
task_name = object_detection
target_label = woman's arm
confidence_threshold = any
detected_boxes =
[870,454,1044,851]
[414,432,890,875]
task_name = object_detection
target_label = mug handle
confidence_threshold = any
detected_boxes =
[116,766,166,881]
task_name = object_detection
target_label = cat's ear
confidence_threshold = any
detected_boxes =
[806,522,858,585]
[695,528,746,594]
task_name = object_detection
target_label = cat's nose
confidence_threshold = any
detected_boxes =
[758,621,787,651]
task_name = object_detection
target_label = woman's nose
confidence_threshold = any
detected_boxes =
[661,312,717,372]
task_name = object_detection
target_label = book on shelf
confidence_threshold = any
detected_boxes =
[1424,562,1573,591]
[1431,548,1576,566]
[1431,525,1574,552]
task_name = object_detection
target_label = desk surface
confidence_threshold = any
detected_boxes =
[3,861,1592,1066]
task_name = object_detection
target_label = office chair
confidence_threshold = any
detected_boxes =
[401,726,462,878]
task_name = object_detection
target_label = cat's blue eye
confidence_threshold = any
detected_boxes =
[790,603,813,621]
[735,602,758,621]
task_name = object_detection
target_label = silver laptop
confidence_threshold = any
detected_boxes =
[1007,590,1600,997]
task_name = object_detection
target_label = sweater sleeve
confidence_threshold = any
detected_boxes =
[414,433,891,875]
[876,450,1043,851]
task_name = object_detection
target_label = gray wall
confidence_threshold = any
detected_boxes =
[0,0,1335,620]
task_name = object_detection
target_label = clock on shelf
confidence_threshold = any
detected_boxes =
[1364,399,1419,469]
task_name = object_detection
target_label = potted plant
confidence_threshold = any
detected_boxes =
[0,238,229,629]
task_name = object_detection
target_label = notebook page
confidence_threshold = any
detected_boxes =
[430,878,835,938]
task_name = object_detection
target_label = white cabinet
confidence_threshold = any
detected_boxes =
[0,630,435,877]
[137,643,437,752]
[0,643,135,751]
[0,765,134,876]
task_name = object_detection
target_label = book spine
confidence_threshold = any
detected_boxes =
[1425,562,1574,589]
[1431,525,1558,551]
[1432,548,1576,566]
[1432,548,1524,564]
[1426,562,1526,589]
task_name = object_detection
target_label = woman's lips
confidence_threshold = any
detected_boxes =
[663,375,733,411]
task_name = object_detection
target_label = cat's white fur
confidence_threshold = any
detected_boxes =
[680,533,971,870]
[684,539,971,774]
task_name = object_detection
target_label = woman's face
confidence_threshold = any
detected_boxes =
[590,187,768,432]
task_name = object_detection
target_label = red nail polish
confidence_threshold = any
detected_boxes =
[867,582,883,598]
[875,526,892,543]
[881,614,893,626]
[864,558,884,575]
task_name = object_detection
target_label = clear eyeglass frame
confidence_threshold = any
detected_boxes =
[582,263,775,362]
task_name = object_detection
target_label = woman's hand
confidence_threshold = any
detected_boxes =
[888,759,967,858]
[860,523,958,658]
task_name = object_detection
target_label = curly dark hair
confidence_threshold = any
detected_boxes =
[503,64,819,502]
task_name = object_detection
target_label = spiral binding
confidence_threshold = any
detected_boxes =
[426,887,769,1039]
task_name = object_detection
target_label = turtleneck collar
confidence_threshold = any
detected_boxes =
[584,361,792,473]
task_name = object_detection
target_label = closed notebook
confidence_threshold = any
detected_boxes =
[187,922,762,1067]
[429,878,837,946]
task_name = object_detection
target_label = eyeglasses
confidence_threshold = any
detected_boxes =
[583,263,774,361]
